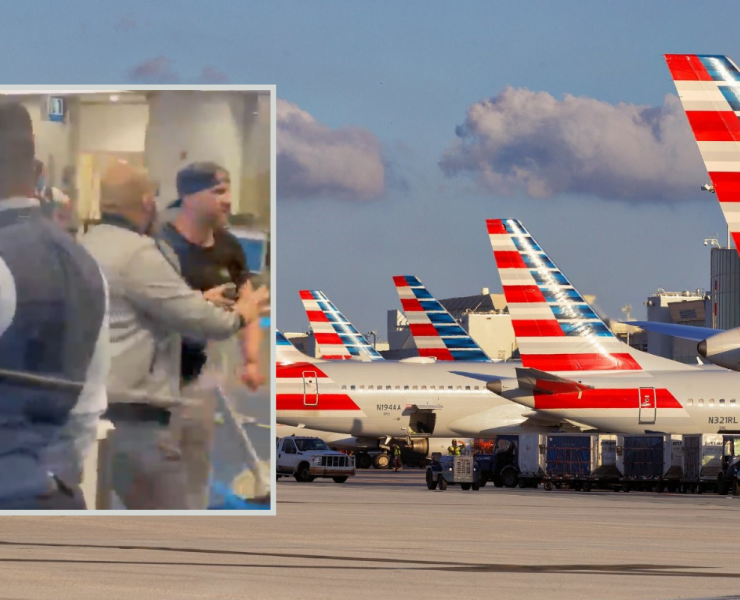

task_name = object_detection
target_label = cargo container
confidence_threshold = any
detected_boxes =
[616,435,684,492]
[681,434,740,493]
[541,434,621,492]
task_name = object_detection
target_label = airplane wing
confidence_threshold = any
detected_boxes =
[450,368,593,396]
[624,320,718,342]
[515,367,594,395]
[516,410,594,432]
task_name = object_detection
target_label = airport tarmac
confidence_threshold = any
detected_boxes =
[2,470,740,599]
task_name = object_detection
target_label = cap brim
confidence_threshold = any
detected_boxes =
[167,198,182,209]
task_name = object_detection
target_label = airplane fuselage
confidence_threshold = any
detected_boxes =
[277,360,545,438]
[512,368,740,435]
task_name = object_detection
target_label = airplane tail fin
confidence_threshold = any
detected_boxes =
[486,219,686,372]
[299,290,384,361]
[665,54,740,251]
[392,275,491,362]
[276,329,322,365]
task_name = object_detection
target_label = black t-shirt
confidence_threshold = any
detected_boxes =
[159,223,250,382]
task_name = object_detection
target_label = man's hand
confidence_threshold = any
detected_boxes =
[203,284,236,308]
[240,362,264,391]
[234,283,270,324]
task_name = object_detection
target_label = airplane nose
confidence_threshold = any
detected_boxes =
[697,339,707,358]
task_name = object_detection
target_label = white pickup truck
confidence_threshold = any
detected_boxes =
[276,436,356,483]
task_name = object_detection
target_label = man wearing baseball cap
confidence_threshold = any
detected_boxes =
[159,161,264,508]
[160,162,263,389]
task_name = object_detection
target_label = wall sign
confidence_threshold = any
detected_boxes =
[48,96,65,123]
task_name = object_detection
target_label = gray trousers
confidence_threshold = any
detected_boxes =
[109,421,190,510]
[170,383,218,510]
[108,387,218,511]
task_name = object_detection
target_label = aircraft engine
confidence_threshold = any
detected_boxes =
[698,329,740,371]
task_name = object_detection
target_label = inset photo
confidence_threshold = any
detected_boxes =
[0,87,274,512]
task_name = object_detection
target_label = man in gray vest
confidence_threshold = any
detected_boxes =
[80,162,268,509]
[0,103,110,510]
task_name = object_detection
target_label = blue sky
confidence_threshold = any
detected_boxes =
[1,1,737,338]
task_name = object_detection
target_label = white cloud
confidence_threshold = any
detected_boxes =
[440,87,706,202]
[277,99,386,200]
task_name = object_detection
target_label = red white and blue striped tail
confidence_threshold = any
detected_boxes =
[276,329,322,365]
[486,219,685,373]
[299,290,384,362]
[665,54,740,253]
[392,275,492,362]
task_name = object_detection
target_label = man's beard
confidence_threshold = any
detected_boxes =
[199,210,223,230]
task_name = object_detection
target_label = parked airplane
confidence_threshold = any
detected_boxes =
[299,290,384,362]
[392,275,495,362]
[277,328,479,467]
[483,218,740,435]
[277,293,587,463]
[626,54,740,371]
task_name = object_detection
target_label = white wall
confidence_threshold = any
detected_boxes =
[463,313,517,361]
[78,103,148,154]
[239,92,271,224]
[15,96,73,187]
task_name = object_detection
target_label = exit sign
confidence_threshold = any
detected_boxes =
[48,96,65,123]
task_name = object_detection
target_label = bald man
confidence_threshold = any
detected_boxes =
[80,162,268,510]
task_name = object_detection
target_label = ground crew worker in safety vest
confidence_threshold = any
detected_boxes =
[392,444,402,471]
[448,439,461,455]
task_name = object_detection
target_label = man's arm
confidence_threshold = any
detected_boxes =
[123,241,243,340]
[240,291,264,390]
[225,233,265,388]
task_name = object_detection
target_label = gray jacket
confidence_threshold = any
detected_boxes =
[80,222,242,402]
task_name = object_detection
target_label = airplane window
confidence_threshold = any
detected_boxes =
[456,386,462,391]
[687,399,693,406]
[430,385,435,390]
[421,386,427,390]
[351,385,356,391]
[475,386,480,391]
[709,398,715,406]
[360,385,365,391]
[342,385,347,390]
[732,399,737,405]
[404,386,409,390]
[386,385,391,390]
[448,386,453,390]
[395,386,400,390]
[698,399,704,406]
[412,386,418,391]
[720,398,726,405]
[465,386,471,390]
